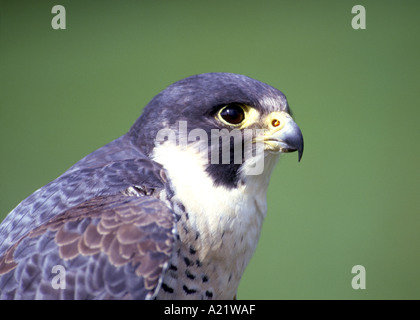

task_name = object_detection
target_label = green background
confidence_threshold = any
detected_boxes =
[1,0,419,299]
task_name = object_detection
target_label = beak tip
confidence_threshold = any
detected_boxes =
[297,146,303,162]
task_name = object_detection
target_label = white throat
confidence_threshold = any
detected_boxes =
[152,141,279,252]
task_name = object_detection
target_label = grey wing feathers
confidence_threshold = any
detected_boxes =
[0,194,175,300]
[0,136,165,255]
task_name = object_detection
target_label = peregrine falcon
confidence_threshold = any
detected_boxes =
[0,72,303,299]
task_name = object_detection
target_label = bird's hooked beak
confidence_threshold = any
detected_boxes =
[262,111,304,161]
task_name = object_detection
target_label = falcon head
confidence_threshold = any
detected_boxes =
[129,72,303,190]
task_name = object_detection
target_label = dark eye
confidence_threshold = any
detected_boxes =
[219,104,245,125]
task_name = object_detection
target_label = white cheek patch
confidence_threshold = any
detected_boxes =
[152,142,242,224]
[151,141,279,247]
[154,120,269,176]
